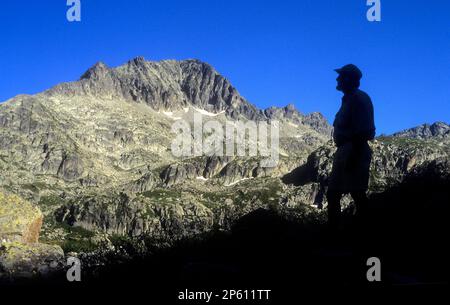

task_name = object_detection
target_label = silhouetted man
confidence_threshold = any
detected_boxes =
[327,64,375,229]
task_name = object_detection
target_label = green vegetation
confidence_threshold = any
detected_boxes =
[202,191,231,204]
[42,220,97,253]
[59,234,97,253]
[201,178,283,209]
[39,194,66,207]
[377,136,442,150]
[141,188,182,207]
[39,195,98,253]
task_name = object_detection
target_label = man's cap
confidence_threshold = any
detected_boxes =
[334,64,362,80]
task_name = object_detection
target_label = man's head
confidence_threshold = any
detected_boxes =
[335,64,362,93]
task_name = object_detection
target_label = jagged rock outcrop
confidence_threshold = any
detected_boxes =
[392,121,450,139]
[156,156,276,187]
[128,172,159,193]
[264,104,332,137]
[57,152,84,180]
[124,155,279,190]
[54,192,216,239]
[218,159,275,186]
[302,112,333,137]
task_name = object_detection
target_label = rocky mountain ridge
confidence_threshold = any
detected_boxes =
[392,121,450,139]
[44,57,331,133]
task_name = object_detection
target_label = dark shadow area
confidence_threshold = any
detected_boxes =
[3,169,449,302]
[281,153,318,186]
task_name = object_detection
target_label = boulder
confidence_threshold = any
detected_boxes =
[0,192,43,243]
[0,192,64,279]
[0,242,64,279]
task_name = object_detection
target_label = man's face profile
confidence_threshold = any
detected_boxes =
[336,74,345,92]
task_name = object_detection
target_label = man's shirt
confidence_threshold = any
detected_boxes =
[333,89,376,147]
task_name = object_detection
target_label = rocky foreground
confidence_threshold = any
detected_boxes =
[0,192,64,279]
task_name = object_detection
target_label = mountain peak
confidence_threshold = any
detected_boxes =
[179,59,217,76]
[264,104,302,119]
[393,121,450,139]
[264,104,332,136]
[45,57,260,118]
[127,56,147,67]
[80,61,110,80]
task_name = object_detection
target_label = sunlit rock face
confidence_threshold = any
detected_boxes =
[0,192,64,279]
[0,192,43,244]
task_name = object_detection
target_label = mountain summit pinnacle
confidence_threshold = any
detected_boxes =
[80,61,110,80]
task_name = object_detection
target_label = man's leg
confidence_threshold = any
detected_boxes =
[326,190,342,229]
[350,191,368,218]
[349,191,371,254]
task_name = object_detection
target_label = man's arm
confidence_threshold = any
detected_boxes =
[351,98,375,142]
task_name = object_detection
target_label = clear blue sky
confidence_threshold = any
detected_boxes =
[1,0,449,134]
